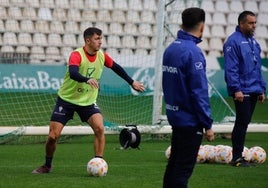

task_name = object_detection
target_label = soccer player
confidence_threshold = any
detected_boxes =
[32,27,145,174]
[162,8,214,188]
[223,11,266,167]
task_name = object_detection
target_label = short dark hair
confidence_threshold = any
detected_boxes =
[238,11,256,25]
[181,7,205,31]
[83,27,102,40]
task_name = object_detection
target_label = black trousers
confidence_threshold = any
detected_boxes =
[232,95,258,161]
[163,126,203,188]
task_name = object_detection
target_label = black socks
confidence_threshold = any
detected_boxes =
[45,156,53,167]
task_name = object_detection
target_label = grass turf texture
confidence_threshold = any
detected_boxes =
[0,133,267,188]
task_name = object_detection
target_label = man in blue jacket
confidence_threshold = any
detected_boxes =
[223,11,266,167]
[162,7,214,188]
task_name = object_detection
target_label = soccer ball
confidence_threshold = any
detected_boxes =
[87,157,108,177]
[165,145,171,159]
[242,146,252,162]
[203,145,216,163]
[197,145,207,163]
[215,145,232,164]
[249,146,266,164]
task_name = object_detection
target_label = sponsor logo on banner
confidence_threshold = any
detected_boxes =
[0,71,63,90]
[132,67,154,96]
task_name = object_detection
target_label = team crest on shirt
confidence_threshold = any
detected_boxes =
[226,46,232,52]
[194,62,203,70]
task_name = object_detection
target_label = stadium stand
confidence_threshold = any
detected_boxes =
[65,21,80,34]
[111,10,126,23]
[99,0,114,10]
[113,0,128,10]
[32,33,48,46]
[25,0,40,8]
[50,21,65,34]
[229,1,244,13]
[109,22,124,35]
[29,46,46,63]
[47,33,62,47]
[20,20,35,33]
[70,0,84,9]
[35,20,50,33]
[215,1,229,13]
[259,1,268,13]
[227,12,239,26]
[84,0,99,10]
[16,45,30,54]
[18,32,33,46]
[258,13,268,26]
[0,0,268,64]
[122,35,136,48]
[211,25,226,39]
[37,7,52,20]
[5,19,20,32]
[244,1,259,13]
[200,0,214,13]
[2,32,17,46]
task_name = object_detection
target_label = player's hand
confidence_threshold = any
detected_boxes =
[234,91,244,102]
[131,81,145,92]
[87,78,99,89]
[205,128,214,142]
[258,93,265,103]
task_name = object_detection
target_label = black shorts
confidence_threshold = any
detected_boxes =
[50,97,101,125]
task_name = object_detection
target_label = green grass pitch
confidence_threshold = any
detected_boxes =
[0,133,267,188]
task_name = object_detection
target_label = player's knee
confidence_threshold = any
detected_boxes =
[48,130,61,140]
[47,136,57,145]
[93,125,104,136]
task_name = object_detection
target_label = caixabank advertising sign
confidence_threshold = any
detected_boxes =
[0,64,267,97]
[0,64,65,92]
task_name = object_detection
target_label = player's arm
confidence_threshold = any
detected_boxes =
[110,62,145,92]
[110,62,133,85]
[68,51,88,82]
[223,40,241,95]
[69,66,88,82]
[187,52,213,130]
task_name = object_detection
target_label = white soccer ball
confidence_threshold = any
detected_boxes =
[165,145,171,159]
[203,145,216,163]
[242,146,252,162]
[87,157,108,177]
[215,145,232,164]
[249,146,266,164]
[197,145,207,163]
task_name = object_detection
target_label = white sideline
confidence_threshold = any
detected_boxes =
[1,123,268,135]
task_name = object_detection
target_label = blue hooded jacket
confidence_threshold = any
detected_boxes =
[223,26,266,96]
[162,30,213,130]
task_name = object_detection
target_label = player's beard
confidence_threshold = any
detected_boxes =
[245,29,254,37]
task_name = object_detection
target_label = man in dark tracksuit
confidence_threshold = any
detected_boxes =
[223,11,266,167]
[162,8,214,188]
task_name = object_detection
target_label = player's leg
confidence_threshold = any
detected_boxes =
[87,113,105,157]
[32,97,74,174]
[163,127,202,188]
[45,121,64,163]
[32,122,64,174]
[78,104,105,158]
[231,95,257,166]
